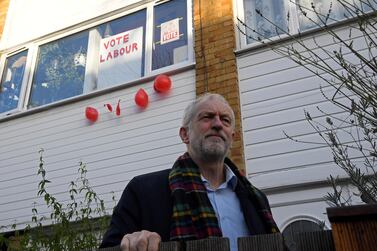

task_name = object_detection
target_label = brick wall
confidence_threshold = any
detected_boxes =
[193,0,245,172]
[0,0,10,41]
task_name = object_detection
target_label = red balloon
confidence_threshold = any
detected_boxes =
[154,74,172,93]
[135,88,149,108]
[85,107,99,122]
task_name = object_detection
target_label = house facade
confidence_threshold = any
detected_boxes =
[0,0,371,236]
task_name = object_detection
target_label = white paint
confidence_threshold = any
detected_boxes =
[0,0,142,49]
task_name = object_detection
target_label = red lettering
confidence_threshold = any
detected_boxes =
[110,39,115,47]
[100,54,105,63]
[125,44,131,53]
[116,36,122,45]
[106,51,113,61]
[114,49,119,58]
[123,34,129,44]
[120,47,125,55]
[132,43,138,51]
[103,41,110,50]
[163,31,179,42]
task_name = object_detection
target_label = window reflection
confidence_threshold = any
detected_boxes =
[295,0,351,30]
[28,31,89,108]
[0,50,28,114]
[243,0,289,43]
[153,0,188,70]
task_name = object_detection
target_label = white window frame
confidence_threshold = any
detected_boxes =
[235,0,375,50]
[235,0,302,49]
[0,0,194,117]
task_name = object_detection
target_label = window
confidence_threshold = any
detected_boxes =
[28,32,89,108]
[240,0,377,45]
[243,0,289,44]
[0,50,28,113]
[95,9,146,90]
[152,0,188,70]
[0,0,192,114]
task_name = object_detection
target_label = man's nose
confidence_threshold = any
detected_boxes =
[211,115,223,129]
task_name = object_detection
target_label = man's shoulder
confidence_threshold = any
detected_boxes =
[133,168,171,180]
[129,168,171,188]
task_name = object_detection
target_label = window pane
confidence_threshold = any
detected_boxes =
[96,9,146,89]
[153,0,188,70]
[28,31,89,108]
[296,0,364,30]
[0,50,28,113]
[243,0,288,44]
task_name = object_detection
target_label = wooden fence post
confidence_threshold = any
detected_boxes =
[327,204,377,251]
[238,233,285,251]
[186,237,230,251]
[294,230,335,251]
[96,241,180,251]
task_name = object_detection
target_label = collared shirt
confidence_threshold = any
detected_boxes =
[201,166,250,251]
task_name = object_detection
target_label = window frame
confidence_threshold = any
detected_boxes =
[235,0,303,49]
[0,47,35,114]
[0,0,194,117]
[235,0,374,50]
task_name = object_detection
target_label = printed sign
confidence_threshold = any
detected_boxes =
[160,18,180,45]
[97,26,143,89]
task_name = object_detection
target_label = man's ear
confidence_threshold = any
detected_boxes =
[179,127,189,144]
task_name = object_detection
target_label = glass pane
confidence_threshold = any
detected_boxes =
[0,50,28,113]
[244,0,288,44]
[152,0,188,70]
[28,31,89,108]
[296,0,363,30]
[96,9,146,89]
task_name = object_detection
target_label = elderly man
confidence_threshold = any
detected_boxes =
[100,93,279,251]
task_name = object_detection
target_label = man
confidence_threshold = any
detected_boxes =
[100,93,279,251]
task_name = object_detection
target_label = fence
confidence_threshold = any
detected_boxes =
[98,230,335,251]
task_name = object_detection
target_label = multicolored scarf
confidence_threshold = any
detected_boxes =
[168,152,279,241]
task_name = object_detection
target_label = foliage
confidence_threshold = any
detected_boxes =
[0,149,112,250]
[237,0,377,206]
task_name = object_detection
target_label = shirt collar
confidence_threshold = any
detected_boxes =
[201,164,238,191]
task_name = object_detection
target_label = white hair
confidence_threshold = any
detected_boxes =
[182,93,235,129]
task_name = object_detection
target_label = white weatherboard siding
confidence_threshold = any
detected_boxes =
[0,70,195,230]
[237,25,370,228]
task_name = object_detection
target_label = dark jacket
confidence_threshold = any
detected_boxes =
[100,168,271,248]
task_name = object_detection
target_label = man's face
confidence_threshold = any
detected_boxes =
[183,98,235,160]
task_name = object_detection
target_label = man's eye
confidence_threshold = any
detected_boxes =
[222,118,231,124]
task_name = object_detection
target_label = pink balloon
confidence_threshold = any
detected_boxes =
[85,107,99,122]
[135,88,149,108]
[154,74,172,93]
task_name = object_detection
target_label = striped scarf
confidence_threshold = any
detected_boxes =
[168,152,279,241]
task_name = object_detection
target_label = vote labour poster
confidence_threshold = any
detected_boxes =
[97,27,143,89]
[160,18,180,45]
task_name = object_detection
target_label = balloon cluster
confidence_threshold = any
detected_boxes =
[85,74,172,123]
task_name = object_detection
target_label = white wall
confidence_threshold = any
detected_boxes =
[237,24,369,229]
[0,0,142,49]
[0,70,196,230]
